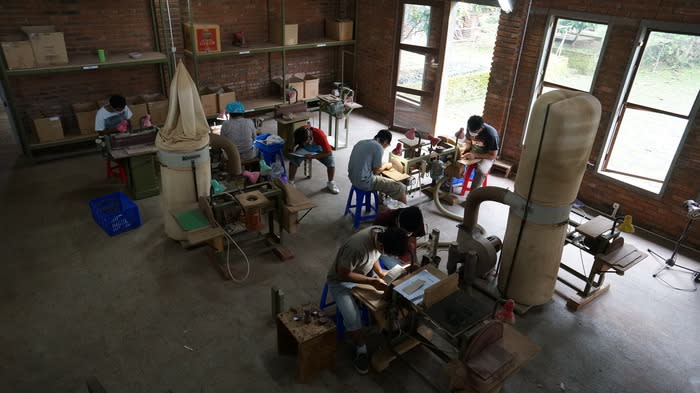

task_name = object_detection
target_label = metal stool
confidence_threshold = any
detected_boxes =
[459,163,488,196]
[344,186,379,228]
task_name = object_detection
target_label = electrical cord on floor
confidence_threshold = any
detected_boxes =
[221,227,251,283]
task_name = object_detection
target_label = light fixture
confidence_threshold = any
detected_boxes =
[611,214,635,235]
[498,0,514,13]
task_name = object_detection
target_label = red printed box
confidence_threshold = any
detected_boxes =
[183,23,221,53]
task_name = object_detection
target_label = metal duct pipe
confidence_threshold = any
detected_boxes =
[498,90,601,305]
[210,133,242,176]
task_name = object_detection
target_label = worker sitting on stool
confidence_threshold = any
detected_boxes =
[325,225,408,374]
[348,129,408,205]
[221,101,258,161]
[459,115,499,191]
[288,125,340,194]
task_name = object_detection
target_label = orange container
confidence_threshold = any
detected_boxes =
[245,208,262,231]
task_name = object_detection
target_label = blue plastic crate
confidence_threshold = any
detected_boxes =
[89,192,141,236]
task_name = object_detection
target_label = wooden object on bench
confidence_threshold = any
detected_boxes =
[491,159,513,178]
[276,307,336,382]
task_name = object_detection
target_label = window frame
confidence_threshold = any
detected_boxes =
[523,11,611,145]
[598,20,700,197]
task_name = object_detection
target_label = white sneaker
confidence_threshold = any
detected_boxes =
[327,181,340,194]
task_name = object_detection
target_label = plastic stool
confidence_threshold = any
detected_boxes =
[105,158,126,184]
[344,186,379,228]
[319,283,370,340]
[459,163,488,196]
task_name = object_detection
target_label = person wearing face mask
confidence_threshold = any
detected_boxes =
[287,124,339,194]
[460,115,499,190]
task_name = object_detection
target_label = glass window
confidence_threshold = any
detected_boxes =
[401,4,431,46]
[601,30,700,194]
[543,18,608,92]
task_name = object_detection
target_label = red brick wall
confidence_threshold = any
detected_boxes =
[483,0,700,247]
[0,0,164,139]
[355,0,398,124]
[2,0,350,139]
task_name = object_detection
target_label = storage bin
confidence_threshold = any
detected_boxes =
[89,192,141,236]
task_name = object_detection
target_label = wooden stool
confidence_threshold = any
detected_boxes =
[276,308,336,382]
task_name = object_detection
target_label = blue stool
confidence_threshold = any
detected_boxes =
[320,283,370,340]
[344,186,379,228]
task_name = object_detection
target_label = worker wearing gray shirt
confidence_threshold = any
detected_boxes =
[348,129,407,204]
[325,225,408,374]
[221,101,258,161]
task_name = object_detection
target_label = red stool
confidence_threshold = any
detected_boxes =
[459,163,488,196]
[105,158,127,184]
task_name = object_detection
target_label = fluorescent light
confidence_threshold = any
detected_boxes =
[498,0,513,13]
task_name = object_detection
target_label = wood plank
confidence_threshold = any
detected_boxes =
[424,273,459,308]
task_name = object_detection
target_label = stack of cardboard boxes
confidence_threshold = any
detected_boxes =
[1,25,68,70]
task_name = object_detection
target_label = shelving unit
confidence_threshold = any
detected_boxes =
[180,0,357,114]
[0,2,171,163]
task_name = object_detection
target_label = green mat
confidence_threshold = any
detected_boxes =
[174,209,210,231]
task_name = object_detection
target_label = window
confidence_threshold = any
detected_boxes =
[600,26,700,194]
[524,15,609,142]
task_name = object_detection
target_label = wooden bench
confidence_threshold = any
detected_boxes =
[491,159,513,178]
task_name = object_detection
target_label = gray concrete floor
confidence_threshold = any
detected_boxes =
[0,108,699,393]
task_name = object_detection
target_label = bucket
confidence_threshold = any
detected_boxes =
[245,208,262,231]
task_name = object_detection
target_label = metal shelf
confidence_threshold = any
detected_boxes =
[183,40,354,59]
[5,52,168,76]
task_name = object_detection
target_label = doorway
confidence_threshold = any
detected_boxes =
[435,2,500,136]
[391,1,444,134]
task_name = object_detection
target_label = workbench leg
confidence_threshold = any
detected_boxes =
[334,117,339,150]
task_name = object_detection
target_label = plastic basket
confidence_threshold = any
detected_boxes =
[89,192,141,236]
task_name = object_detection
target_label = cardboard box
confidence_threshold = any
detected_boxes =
[21,26,68,65]
[302,75,319,100]
[71,102,98,135]
[325,19,354,41]
[198,86,219,116]
[217,86,237,114]
[31,113,64,143]
[270,23,298,46]
[183,23,221,53]
[1,41,36,69]
[126,96,149,130]
[141,93,169,126]
[287,77,304,99]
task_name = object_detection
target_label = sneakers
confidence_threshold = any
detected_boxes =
[327,181,340,194]
[354,352,369,374]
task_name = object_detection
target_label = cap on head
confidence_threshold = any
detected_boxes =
[226,101,245,114]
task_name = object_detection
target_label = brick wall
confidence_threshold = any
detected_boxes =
[355,0,397,124]
[1,0,164,139]
[483,0,700,247]
[2,0,349,140]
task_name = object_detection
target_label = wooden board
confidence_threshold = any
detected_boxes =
[424,273,459,308]
[576,215,613,238]
[382,168,410,182]
[371,335,422,372]
[555,281,611,312]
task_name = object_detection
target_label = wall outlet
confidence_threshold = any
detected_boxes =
[612,202,620,216]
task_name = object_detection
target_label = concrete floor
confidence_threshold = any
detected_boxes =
[0,109,699,393]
